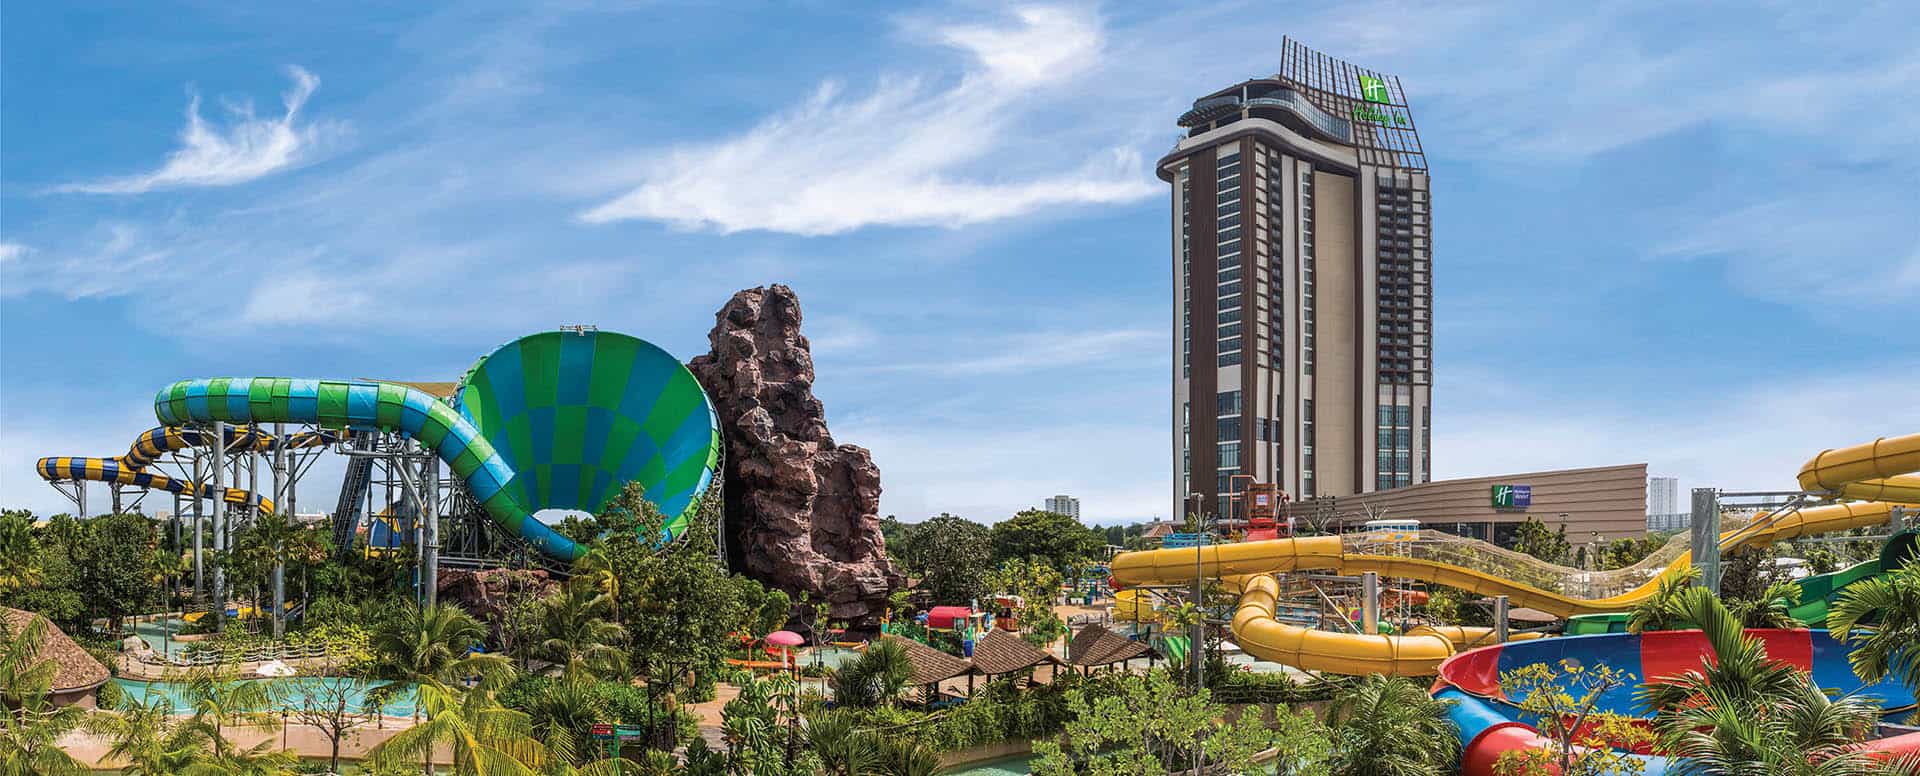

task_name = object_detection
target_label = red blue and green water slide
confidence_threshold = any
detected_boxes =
[1434,630,1920,775]
[141,330,720,562]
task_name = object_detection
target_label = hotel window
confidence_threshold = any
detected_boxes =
[1216,416,1240,440]
[1217,391,1241,416]
[1218,442,1241,469]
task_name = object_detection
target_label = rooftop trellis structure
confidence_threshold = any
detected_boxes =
[1275,36,1427,171]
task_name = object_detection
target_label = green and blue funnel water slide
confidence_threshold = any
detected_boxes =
[151,330,721,563]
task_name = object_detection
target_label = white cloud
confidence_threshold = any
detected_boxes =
[0,243,26,264]
[1654,186,1920,306]
[578,5,1154,234]
[853,327,1159,376]
[57,66,345,194]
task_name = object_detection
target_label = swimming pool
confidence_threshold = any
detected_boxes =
[114,677,418,717]
[940,754,1035,775]
[130,618,193,657]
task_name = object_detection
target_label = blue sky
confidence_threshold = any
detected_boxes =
[3,2,1916,524]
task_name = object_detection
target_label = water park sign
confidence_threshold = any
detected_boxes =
[1491,484,1532,509]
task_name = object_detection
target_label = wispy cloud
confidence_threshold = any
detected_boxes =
[0,243,27,264]
[578,5,1154,234]
[0,224,172,300]
[56,66,345,194]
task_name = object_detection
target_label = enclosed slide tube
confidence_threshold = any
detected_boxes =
[36,425,344,514]
[1108,433,1920,676]
[143,331,722,564]
[1434,630,1919,775]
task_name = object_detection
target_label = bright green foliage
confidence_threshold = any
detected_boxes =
[1640,587,1903,774]
[1512,517,1571,565]
[1829,563,1920,693]
[95,693,216,775]
[986,556,1069,647]
[1597,535,1671,570]
[1493,662,1648,776]
[371,602,515,726]
[541,583,628,681]
[1031,670,1282,776]
[830,638,914,709]
[369,680,546,776]
[891,513,994,604]
[173,664,276,756]
[1627,566,1701,633]
[1325,674,1459,776]
[990,509,1104,575]
[0,511,40,595]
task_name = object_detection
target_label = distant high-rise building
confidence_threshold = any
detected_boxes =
[1164,38,1433,522]
[1647,476,1680,515]
[1044,495,1081,520]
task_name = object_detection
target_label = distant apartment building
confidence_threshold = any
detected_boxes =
[1044,495,1082,520]
[1646,476,1688,531]
[1166,38,1433,521]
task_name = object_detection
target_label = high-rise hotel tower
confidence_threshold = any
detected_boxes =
[1163,38,1432,521]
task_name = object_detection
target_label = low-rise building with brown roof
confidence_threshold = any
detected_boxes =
[2,607,112,707]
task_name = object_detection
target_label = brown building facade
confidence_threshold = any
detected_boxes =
[1278,463,1651,547]
[1163,38,1433,521]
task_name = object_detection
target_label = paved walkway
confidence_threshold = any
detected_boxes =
[60,713,451,769]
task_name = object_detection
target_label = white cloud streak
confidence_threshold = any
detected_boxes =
[57,66,344,194]
[578,5,1154,234]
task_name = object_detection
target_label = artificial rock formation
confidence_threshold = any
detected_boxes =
[689,285,904,631]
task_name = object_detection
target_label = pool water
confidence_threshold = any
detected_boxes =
[131,618,193,657]
[803,645,865,670]
[114,677,418,717]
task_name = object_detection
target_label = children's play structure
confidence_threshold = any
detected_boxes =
[35,329,723,615]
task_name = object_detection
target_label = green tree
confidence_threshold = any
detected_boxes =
[989,509,1103,575]
[829,638,914,709]
[1511,517,1571,565]
[0,615,94,776]
[891,514,993,604]
[541,584,628,681]
[369,680,547,776]
[1492,662,1648,776]
[1325,674,1459,776]
[1031,670,1282,776]
[0,511,41,596]
[1828,563,1920,693]
[986,556,1069,648]
[71,512,162,629]
[596,484,768,748]
[372,603,515,722]
[95,693,215,775]
[174,664,275,757]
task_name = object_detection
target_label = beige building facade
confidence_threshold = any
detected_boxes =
[1278,463,1652,547]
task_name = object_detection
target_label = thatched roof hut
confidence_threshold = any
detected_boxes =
[2,608,112,707]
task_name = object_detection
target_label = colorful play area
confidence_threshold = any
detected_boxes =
[1108,433,1920,771]
[26,325,1920,772]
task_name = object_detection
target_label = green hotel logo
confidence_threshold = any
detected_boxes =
[1359,75,1391,104]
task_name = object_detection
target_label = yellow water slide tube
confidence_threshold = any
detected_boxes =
[1109,434,1920,675]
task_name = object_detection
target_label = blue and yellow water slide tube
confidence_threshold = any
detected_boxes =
[141,330,720,562]
[36,425,343,513]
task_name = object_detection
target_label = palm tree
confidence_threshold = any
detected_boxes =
[95,694,215,775]
[1638,587,1803,714]
[572,549,622,625]
[373,603,516,722]
[521,678,601,768]
[175,665,275,758]
[1628,566,1700,632]
[1324,674,1459,776]
[1639,586,1915,775]
[235,512,301,638]
[540,584,627,681]
[0,616,92,776]
[368,680,547,776]
[1828,563,1920,693]
[828,639,913,709]
[806,708,882,776]
[876,736,942,776]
